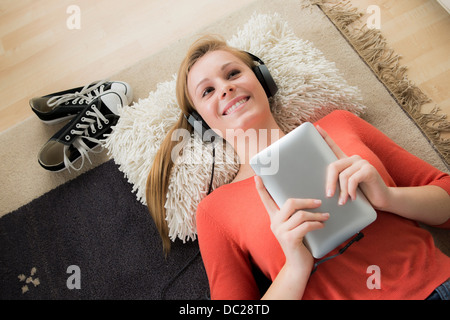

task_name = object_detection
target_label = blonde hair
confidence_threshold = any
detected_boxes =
[146,35,254,254]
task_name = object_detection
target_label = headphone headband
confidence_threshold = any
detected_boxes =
[245,52,278,99]
[245,52,265,65]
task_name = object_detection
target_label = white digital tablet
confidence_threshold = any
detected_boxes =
[250,122,377,259]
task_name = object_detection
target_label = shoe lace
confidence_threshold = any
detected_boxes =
[47,80,108,108]
[63,104,110,171]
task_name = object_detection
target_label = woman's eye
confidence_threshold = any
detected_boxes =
[202,87,214,98]
[228,69,241,79]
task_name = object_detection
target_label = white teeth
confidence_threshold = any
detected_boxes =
[224,98,248,115]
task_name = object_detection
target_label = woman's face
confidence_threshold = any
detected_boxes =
[187,50,272,138]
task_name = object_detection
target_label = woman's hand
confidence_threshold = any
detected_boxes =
[315,125,391,210]
[254,176,329,271]
[255,175,330,299]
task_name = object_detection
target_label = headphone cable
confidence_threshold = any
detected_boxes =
[310,232,364,275]
[207,144,216,195]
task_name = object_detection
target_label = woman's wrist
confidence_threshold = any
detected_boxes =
[262,245,313,300]
[284,245,314,277]
[369,186,395,212]
[262,257,312,300]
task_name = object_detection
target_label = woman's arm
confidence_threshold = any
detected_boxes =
[382,185,450,226]
[196,205,261,300]
[316,124,450,226]
[255,176,329,300]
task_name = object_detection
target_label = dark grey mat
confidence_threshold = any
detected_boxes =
[0,160,209,300]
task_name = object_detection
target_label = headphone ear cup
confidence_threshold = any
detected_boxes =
[252,65,278,98]
[185,110,218,143]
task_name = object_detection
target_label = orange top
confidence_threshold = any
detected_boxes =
[196,110,450,300]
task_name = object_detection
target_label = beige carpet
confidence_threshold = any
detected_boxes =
[0,0,448,251]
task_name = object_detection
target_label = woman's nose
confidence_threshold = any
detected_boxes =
[220,84,235,99]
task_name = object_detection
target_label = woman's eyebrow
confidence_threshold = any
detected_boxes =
[195,61,235,93]
[220,61,233,71]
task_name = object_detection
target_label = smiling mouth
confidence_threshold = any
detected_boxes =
[223,97,250,116]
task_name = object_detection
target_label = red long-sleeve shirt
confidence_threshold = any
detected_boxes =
[196,110,450,300]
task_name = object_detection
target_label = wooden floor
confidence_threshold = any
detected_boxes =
[1,0,449,134]
[0,0,258,132]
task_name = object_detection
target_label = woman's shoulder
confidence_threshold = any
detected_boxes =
[316,110,371,138]
[196,176,256,226]
[317,110,363,125]
[197,176,254,211]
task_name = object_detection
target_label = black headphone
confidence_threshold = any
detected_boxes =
[184,52,278,143]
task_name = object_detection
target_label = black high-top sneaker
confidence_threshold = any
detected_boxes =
[37,90,126,172]
[29,80,132,124]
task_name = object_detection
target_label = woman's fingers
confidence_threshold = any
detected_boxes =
[278,198,323,222]
[255,175,329,237]
[326,157,356,198]
[326,155,368,204]
[317,124,355,204]
[272,208,330,244]
[289,219,327,241]
[283,210,329,232]
[255,176,323,218]
[336,157,364,204]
